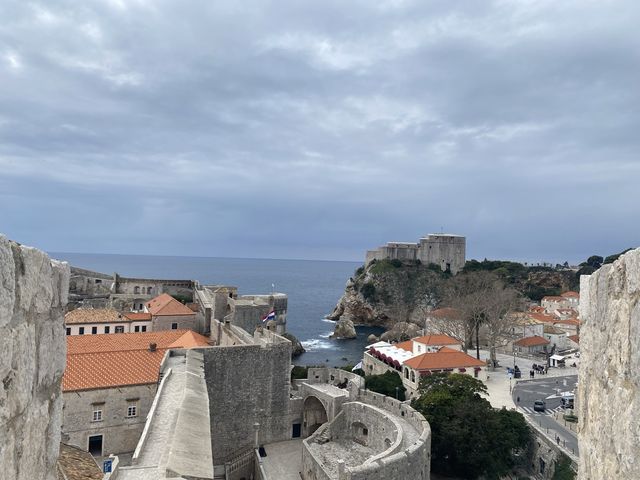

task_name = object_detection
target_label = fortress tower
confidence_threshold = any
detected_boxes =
[366,233,466,274]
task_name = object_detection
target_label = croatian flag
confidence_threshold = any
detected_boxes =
[262,310,276,323]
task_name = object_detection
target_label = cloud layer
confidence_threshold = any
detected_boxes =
[1,0,638,262]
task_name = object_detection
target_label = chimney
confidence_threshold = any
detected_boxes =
[149,343,157,352]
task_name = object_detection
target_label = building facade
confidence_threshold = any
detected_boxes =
[366,233,466,274]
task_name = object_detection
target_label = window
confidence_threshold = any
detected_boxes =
[127,403,137,418]
[134,326,140,333]
[79,327,85,335]
[66,328,71,336]
[115,326,124,333]
[141,325,147,332]
[134,286,140,294]
[95,279,102,284]
[171,323,178,330]
[104,326,110,334]
[92,409,102,422]
[147,287,152,294]
[91,326,97,334]
[410,371,415,383]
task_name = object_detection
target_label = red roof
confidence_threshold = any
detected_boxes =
[528,312,557,323]
[561,291,579,298]
[542,296,565,302]
[413,334,461,346]
[146,293,195,316]
[123,312,152,321]
[63,330,211,391]
[554,318,580,326]
[395,340,413,352]
[404,349,485,371]
[568,334,580,344]
[514,335,550,347]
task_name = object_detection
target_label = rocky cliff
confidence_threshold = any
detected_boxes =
[0,236,69,480]
[328,259,448,329]
[578,247,640,479]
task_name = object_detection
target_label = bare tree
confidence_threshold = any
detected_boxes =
[442,271,523,364]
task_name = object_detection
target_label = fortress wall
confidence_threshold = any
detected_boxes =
[578,247,640,479]
[0,236,69,480]
[203,338,293,463]
[418,235,466,274]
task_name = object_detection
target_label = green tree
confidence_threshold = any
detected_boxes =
[412,373,532,479]
[365,371,406,400]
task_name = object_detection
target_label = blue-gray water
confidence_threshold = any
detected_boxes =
[51,252,383,366]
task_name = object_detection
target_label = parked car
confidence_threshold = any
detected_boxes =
[533,400,546,412]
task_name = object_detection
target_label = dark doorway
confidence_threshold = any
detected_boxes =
[292,423,301,438]
[88,435,103,456]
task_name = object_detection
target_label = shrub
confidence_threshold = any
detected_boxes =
[361,282,376,301]
[390,258,403,268]
[291,366,309,380]
[365,371,406,400]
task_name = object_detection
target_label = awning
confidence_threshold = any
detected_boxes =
[550,354,565,361]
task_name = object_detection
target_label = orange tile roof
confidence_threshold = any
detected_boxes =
[568,334,580,343]
[63,330,211,391]
[561,291,579,298]
[514,335,550,347]
[542,296,565,302]
[529,306,546,313]
[67,330,195,354]
[395,340,413,352]
[413,334,461,346]
[147,293,195,316]
[65,309,124,325]
[57,443,103,480]
[554,318,580,326]
[528,312,557,323]
[404,349,485,371]
[123,312,152,321]
[167,330,212,349]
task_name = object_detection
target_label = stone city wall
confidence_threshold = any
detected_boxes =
[578,247,640,480]
[203,328,293,464]
[0,236,69,480]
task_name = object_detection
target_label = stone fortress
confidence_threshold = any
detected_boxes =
[365,233,466,274]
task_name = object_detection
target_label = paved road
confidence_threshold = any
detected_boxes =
[513,375,579,456]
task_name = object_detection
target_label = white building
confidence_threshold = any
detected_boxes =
[64,309,152,336]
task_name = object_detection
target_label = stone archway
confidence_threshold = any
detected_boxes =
[303,396,328,437]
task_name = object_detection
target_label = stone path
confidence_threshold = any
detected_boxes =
[118,355,187,480]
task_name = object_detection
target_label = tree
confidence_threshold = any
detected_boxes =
[365,371,406,400]
[443,271,523,364]
[412,373,532,479]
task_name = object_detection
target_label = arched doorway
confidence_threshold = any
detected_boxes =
[303,396,328,437]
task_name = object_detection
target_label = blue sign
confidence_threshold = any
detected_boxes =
[103,459,112,473]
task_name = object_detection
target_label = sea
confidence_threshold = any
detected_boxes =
[50,252,384,366]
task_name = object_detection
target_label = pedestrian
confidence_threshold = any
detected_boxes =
[556,435,560,445]
[517,396,520,404]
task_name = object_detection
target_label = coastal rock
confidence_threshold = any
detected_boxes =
[331,318,357,339]
[578,247,640,480]
[0,235,69,480]
[380,322,421,343]
[367,334,379,344]
[282,332,306,357]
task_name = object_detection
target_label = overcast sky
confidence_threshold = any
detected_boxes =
[1,0,638,263]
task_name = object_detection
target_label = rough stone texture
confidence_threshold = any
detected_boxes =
[578,247,640,480]
[0,235,69,480]
[379,322,421,343]
[282,332,306,357]
[331,318,357,339]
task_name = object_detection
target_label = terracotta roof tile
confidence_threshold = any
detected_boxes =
[554,318,580,326]
[65,309,124,325]
[413,334,461,346]
[561,291,579,298]
[542,296,566,302]
[404,349,485,370]
[147,293,195,316]
[528,312,557,323]
[568,334,580,343]
[428,307,462,320]
[123,312,152,321]
[57,444,102,480]
[395,340,413,352]
[63,330,211,391]
[514,335,550,347]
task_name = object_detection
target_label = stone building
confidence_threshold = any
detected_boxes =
[365,233,466,274]
[513,335,550,354]
[64,308,152,335]
[61,329,210,456]
[144,292,198,331]
[578,247,640,480]
[0,235,69,480]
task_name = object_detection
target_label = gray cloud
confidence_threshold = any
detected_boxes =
[0,0,638,262]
